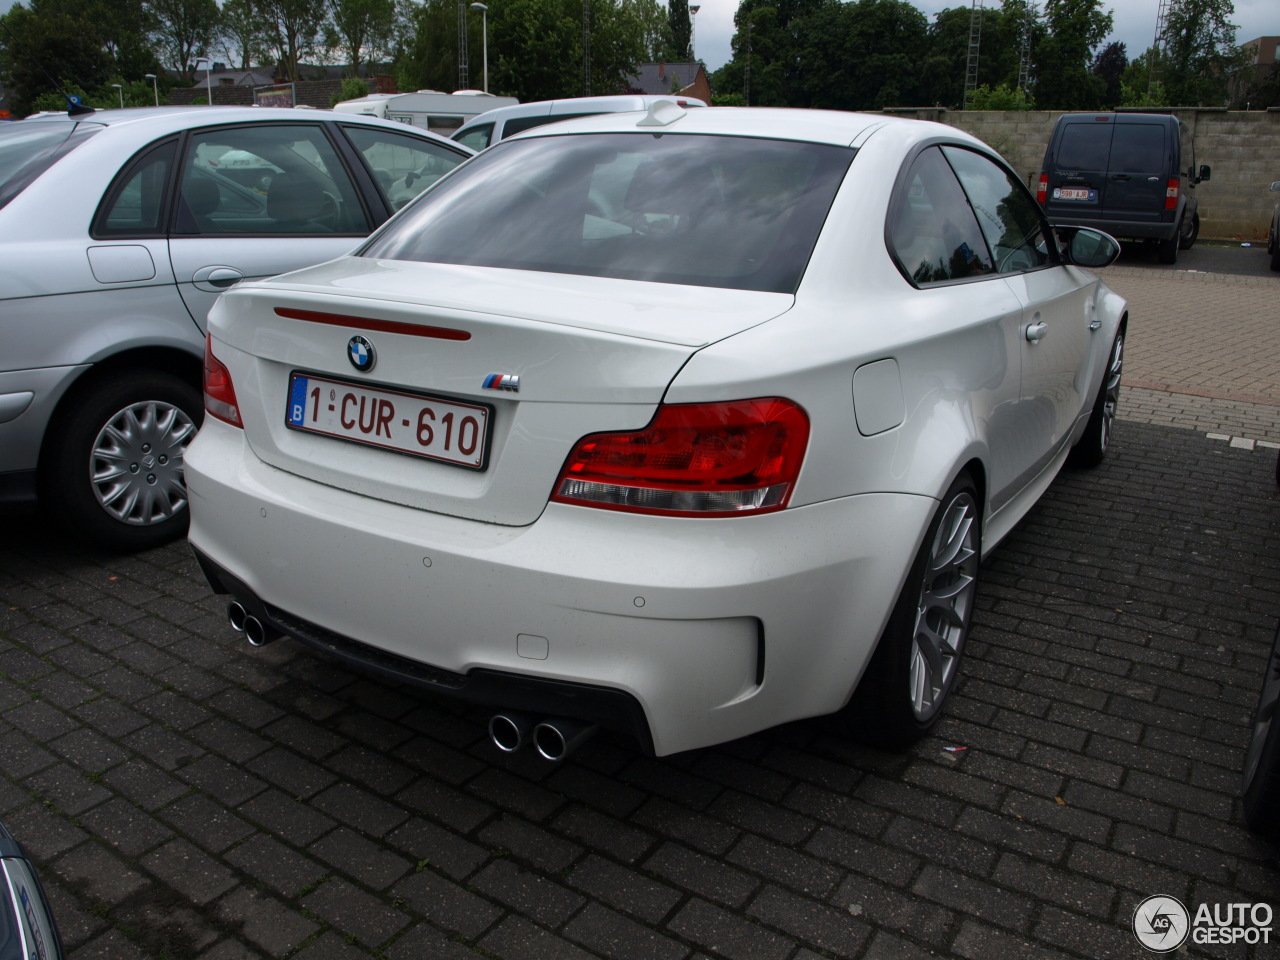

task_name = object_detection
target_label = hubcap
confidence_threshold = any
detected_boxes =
[909,491,979,721]
[1099,334,1124,453]
[1244,632,1280,791]
[89,400,197,526]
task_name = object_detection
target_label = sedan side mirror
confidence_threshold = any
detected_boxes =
[1198,164,1211,182]
[1055,226,1121,269]
[1270,181,1280,193]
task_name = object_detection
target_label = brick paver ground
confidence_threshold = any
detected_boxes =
[1,261,1278,960]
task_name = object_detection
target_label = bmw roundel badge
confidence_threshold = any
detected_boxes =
[347,335,376,372]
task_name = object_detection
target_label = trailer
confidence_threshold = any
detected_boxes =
[332,90,519,137]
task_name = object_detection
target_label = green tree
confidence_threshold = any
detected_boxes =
[1160,0,1242,106]
[964,81,1033,109]
[0,4,113,116]
[623,0,668,60]
[663,0,691,60]
[259,0,325,80]
[216,0,272,70]
[328,0,397,77]
[1090,40,1126,107]
[145,0,220,83]
[393,0,455,93]
[1031,0,1112,109]
[917,1,1041,109]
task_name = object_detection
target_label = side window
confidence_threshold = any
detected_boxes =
[887,146,993,285]
[342,125,469,212]
[95,138,176,237]
[942,146,1053,275]
[454,124,493,152]
[176,124,368,236]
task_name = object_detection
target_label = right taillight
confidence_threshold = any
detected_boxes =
[1036,174,1048,205]
[552,398,810,517]
[203,334,242,427]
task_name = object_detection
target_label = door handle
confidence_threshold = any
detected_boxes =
[193,266,244,289]
[1110,173,1131,182]
[1025,322,1047,343]
[1089,319,1102,331]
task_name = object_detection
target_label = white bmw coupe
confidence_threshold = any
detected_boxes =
[187,102,1126,758]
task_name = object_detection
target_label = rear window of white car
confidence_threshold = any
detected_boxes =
[0,120,100,211]
[361,133,854,293]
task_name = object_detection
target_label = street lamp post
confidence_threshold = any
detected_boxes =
[145,73,158,106]
[195,58,213,105]
[470,3,489,93]
[111,83,123,109]
[690,5,700,61]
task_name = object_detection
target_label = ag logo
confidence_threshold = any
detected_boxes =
[1133,895,1190,952]
[347,335,375,372]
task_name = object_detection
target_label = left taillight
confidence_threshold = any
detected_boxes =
[552,398,810,517]
[1164,178,1180,210]
[203,334,242,427]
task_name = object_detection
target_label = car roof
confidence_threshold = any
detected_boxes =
[499,104,979,151]
[18,106,474,151]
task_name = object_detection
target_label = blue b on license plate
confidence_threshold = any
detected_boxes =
[286,372,489,469]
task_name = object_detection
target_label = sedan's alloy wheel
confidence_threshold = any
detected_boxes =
[909,489,979,720]
[90,400,196,525]
[1098,332,1124,455]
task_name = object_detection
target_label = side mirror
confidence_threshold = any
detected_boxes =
[1270,181,1280,193]
[1198,164,1211,182]
[1056,226,1121,269]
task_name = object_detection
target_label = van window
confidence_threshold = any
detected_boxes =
[1056,123,1110,170]
[1108,123,1165,172]
[502,113,593,138]
[455,124,493,151]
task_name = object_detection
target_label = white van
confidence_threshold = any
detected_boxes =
[451,94,708,151]
[333,90,519,137]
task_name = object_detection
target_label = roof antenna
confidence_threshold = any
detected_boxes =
[0,16,96,117]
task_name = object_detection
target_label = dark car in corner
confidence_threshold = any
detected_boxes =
[1037,112,1210,265]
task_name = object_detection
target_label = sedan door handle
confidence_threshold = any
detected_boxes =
[1025,321,1047,343]
[1089,319,1102,331]
[193,266,245,289]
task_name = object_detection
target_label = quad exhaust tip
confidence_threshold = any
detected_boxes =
[227,601,280,647]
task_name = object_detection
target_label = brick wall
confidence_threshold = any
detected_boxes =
[168,78,375,110]
[886,106,1280,242]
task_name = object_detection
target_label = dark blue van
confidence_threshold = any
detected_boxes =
[1037,112,1210,264]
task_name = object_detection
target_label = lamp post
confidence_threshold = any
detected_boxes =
[111,83,123,109]
[145,73,158,106]
[690,5,700,61]
[195,58,213,105]
[470,3,489,93]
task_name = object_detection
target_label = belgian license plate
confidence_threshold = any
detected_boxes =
[1054,187,1096,201]
[286,372,489,469]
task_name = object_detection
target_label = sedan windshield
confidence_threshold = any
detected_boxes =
[0,120,100,212]
[360,132,854,293]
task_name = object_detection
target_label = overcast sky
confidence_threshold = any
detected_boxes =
[692,0,1277,74]
[1,0,1273,82]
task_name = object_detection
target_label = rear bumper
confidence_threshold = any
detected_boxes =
[186,420,935,755]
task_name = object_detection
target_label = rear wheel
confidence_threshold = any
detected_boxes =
[1157,227,1179,264]
[1178,212,1199,250]
[1069,329,1124,468]
[840,472,980,749]
[1270,221,1280,272]
[43,371,202,551]
[1243,620,1280,837]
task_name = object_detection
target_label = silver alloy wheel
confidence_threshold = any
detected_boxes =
[89,400,197,526]
[909,490,979,720]
[1098,333,1124,454]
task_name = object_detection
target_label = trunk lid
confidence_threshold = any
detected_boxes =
[209,256,794,526]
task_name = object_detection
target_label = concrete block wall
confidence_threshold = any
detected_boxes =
[887,106,1280,242]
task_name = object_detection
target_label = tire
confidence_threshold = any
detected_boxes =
[43,370,202,551]
[1242,619,1280,837]
[1270,228,1280,273]
[1068,329,1124,468]
[840,472,980,749]
[1178,212,1199,250]
[1156,229,1179,264]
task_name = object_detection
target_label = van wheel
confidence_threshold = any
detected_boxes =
[1178,212,1199,250]
[43,372,202,551]
[1157,230,1179,264]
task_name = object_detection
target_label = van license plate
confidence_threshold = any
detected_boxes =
[1054,188,1096,201]
[286,373,489,469]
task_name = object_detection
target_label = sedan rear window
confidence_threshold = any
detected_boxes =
[361,132,854,293]
[0,120,101,212]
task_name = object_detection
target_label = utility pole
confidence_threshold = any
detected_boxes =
[1148,0,1169,95]
[1017,3,1036,97]
[457,0,469,90]
[962,0,982,109]
[583,0,591,96]
[743,22,752,105]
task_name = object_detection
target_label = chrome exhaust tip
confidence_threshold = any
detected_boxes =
[228,601,248,632]
[243,615,279,647]
[489,712,535,753]
[533,717,597,762]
